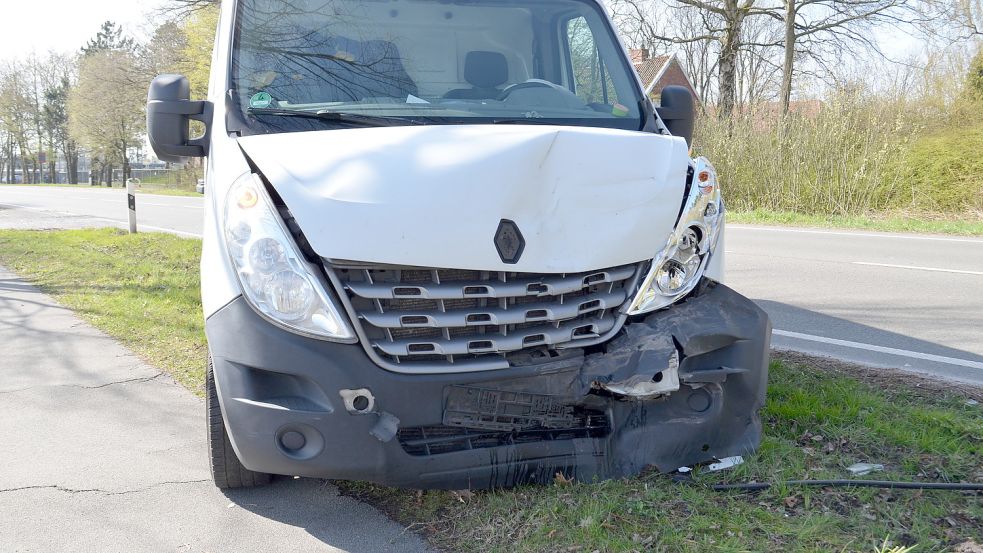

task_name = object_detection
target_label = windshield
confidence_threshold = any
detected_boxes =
[231,0,645,133]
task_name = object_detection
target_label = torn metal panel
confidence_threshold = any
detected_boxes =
[594,350,681,399]
[207,281,771,490]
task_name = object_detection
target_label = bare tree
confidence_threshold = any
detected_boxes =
[159,0,221,18]
[612,0,778,117]
[735,14,784,106]
[769,0,936,113]
[673,7,722,104]
[0,63,38,184]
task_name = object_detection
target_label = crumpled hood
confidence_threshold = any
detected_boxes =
[237,124,689,273]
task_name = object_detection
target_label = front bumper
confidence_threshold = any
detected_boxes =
[207,281,771,489]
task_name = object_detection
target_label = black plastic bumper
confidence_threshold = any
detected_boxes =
[206,281,771,489]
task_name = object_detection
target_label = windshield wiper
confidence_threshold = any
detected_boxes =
[490,117,568,125]
[247,107,422,127]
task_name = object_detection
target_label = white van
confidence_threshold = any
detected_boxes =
[147,0,770,490]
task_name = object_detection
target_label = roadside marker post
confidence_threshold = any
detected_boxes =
[126,180,137,233]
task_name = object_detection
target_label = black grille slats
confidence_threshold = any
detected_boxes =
[331,263,639,368]
[398,413,610,456]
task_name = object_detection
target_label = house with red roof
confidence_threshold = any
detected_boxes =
[630,49,701,104]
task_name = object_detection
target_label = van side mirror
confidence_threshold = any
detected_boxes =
[147,74,213,163]
[655,85,695,147]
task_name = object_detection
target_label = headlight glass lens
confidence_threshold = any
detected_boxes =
[224,173,355,341]
[655,259,688,294]
[264,270,315,321]
[627,158,723,315]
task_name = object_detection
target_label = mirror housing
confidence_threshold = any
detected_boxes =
[147,74,213,163]
[656,85,695,147]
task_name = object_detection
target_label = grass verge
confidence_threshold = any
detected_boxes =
[343,356,983,552]
[727,210,983,236]
[135,185,201,197]
[0,182,201,197]
[0,228,980,551]
[0,228,206,392]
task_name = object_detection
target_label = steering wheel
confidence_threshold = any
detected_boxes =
[496,80,560,101]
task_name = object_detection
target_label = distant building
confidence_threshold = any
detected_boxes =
[717,99,826,123]
[630,49,700,104]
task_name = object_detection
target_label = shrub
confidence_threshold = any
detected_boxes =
[694,92,983,216]
[886,123,983,213]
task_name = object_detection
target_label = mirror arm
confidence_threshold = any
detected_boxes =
[150,99,210,116]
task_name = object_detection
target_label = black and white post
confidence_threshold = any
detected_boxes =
[126,180,137,233]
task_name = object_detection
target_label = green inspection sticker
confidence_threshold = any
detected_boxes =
[611,102,629,117]
[249,92,274,109]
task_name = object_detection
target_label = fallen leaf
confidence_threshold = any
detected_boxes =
[554,472,575,486]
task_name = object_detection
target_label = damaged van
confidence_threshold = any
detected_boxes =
[147,0,771,489]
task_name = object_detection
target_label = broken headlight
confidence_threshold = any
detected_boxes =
[223,172,356,341]
[626,158,722,315]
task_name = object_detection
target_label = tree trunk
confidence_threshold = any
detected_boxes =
[6,141,12,184]
[67,148,78,185]
[779,0,796,114]
[122,144,130,184]
[717,0,744,120]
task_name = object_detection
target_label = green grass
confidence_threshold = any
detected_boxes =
[134,186,201,197]
[0,228,980,551]
[728,209,983,236]
[344,361,983,552]
[0,228,206,392]
[0,182,202,197]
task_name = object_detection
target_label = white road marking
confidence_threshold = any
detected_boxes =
[852,261,983,276]
[85,216,203,239]
[730,225,983,244]
[774,329,983,370]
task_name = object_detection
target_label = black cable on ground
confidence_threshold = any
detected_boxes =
[711,480,983,492]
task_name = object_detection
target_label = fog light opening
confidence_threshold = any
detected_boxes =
[275,424,324,461]
[280,431,306,451]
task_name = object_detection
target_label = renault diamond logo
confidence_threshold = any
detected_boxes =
[494,219,525,264]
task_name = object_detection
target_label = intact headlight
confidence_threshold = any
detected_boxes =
[626,158,723,315]
[223,173,355,341]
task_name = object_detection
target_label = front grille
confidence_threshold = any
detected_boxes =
[398,411,611,456]
[328,262,641,370]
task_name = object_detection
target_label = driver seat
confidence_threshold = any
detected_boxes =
[444,51,509,100]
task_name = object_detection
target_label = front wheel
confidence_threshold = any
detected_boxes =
[206,356,271,489]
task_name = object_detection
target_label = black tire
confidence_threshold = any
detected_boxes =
[206,356,271,489]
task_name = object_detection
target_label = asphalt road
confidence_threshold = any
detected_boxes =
[2,185,982,385]
[0,266,432,552]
